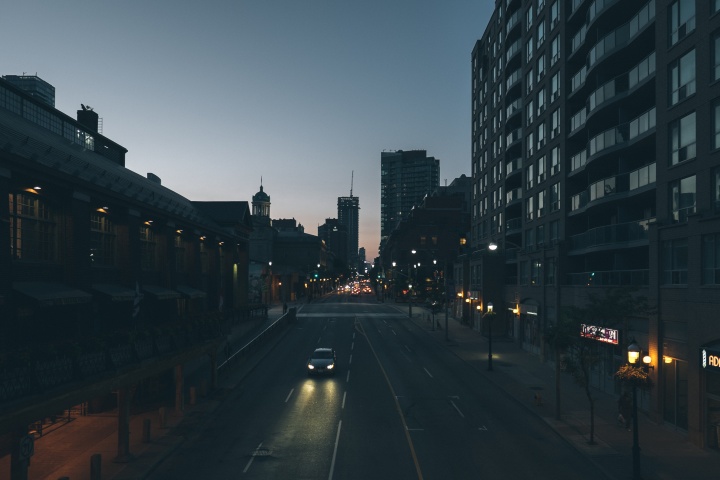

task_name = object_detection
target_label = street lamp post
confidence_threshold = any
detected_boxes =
[408,249,416,318]
[485,302,494,371]
[627,339,642,480]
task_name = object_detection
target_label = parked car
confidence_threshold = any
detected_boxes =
[307,347,337,376]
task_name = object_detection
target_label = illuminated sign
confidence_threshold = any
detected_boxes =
[701,348,720,371]
[580,324,619,345]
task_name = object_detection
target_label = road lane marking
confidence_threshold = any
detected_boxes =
[342,391,347,409]
[328,420,342,480]
[391,329,397,335]
[243,442,263,473]
[364,321,424,480]
[404,345,411,352]
[450,400,465,418]
[423,367,433,378]
[349,354,353,364]
[285,389,294,403]
[351,341,354,350]
[479,425,488,431]
[346,371,350,382]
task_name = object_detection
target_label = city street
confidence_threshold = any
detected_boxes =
[147,294,609,480]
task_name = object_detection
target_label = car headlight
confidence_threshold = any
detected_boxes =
[308,364,315,369]
[326,364,334,370]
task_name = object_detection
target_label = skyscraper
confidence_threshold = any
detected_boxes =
[380,150,440,250]
[471,0,720,447]
[338,195,359,269]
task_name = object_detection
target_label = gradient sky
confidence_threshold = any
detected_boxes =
[3,1,493,260]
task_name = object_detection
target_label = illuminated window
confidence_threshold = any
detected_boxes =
[9,192,56,261]
[140,225,157,271]
[90,212,116,266]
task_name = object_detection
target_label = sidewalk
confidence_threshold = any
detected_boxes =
[2,304,292,480]
[407,308,720,480]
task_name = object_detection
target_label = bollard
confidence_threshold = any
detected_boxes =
[158,406,166,428]
[143,418,151,443]
[189,386,197,406]
[90,453,101,480]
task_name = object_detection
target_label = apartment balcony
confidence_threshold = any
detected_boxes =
[506,128,523,148]
[569,219,652,252]
[566,269,649,286]
[506,98,522,120]
[506,217,522,235]
[506,187,523,205]
[505,157,522,178]
[571,163,656,213]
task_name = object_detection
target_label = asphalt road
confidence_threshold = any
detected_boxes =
[148,294,610,480]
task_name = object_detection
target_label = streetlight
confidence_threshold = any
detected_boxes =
[485,302,494,371]
[409,249,416,318]
[627,338,652,480]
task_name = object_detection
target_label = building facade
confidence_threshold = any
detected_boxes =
[380,150,440,252]
[0,75,255,476]
[471,0,720,448]
[337,195,359,270]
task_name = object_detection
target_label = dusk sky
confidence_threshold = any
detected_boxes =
[3,1,493,260]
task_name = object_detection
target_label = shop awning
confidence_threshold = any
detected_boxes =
[175,285,207,299]
[13,282,93,306]
[91,283,137,302]
[142,285,180,300]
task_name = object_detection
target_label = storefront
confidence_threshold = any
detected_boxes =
[701,344,720,448]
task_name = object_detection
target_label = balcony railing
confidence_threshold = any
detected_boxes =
[567,269,649,286]
[571,163,656,212]
[569,220,651,250]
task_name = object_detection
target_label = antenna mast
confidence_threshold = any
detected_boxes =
[350,171,354,197]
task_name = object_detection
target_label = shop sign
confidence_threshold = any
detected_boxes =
[580,324,619,345]
[701,348,720,371]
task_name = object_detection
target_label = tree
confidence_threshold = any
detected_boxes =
[544,288,650,444]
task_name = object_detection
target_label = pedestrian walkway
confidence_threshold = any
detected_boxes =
[0,304,292,480]
[406,307,720,480]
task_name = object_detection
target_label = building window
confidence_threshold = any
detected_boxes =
[140,225,157,271]
[531,260,542,285]
[669,0,695,47]
[703,234,720,284]
[537,155,546,183]
[669,49,696,106]
[550,71,560,102]
[8,192,56,261]
[520,260,530,285]
[526,196,535,221]
[90,212,116,267]
[537,19,545,45]
[714,32,720,82]
[550,146,560,175]
[537,122,546,149]
[670,112,696,165]
[526,4,534,29]
[550,0,559,28]
[714,167,720,213]
[526,68,534,95]
[546,257,556,284]
[715,101,720,150]
[551,108,560,138]
[537,89,546,114]
[537,54,546,81]
[550,182,560,211]
[715,0,720,14]
[537,224,545,246]
[662,239,688,285]
[550,35,560,65]
[527,100,534,125]
[527,131,535,157]
[526,228,535,247]
[670,175,696,222]
[175,234,186,273]
[526,164,535,190]
[537,190,546,218]
[549,220,559,241]
[526,37,534,63]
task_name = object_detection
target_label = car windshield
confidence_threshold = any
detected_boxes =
[313,350,333,359]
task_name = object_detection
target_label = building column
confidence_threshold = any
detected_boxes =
[9,424,29,480]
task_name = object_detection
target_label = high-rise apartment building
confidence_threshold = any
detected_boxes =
[380,150,440,251]
[337,195,359,269]
[471,0,720,447]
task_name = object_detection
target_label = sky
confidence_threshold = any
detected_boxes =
[2,1,493,260]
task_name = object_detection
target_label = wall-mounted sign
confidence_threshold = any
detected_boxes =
[701,348,720,371]
[580,324,619,345]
